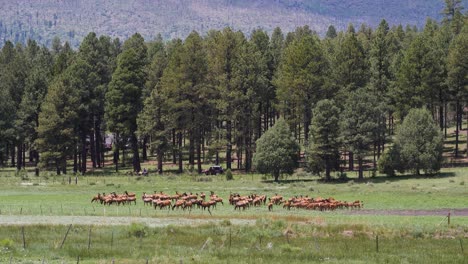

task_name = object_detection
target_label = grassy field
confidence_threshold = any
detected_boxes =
[0,165,468,263]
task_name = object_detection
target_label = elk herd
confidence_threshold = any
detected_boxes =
[91,191,362,212]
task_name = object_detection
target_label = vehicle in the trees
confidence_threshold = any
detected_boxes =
[203,165,224,175]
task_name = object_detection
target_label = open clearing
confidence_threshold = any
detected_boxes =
[1,167,468,263]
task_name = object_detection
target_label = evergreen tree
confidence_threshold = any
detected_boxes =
[326,25,338,39]
[253,118,299,182]
[15,45,53,169]
[447,24,468,157]
[392,33,444,119]
[341,88,383,179]
[333,26,368,100]
[395,108,444,175]
[105,34,147,172]
[206,28,244,170]
[306,99,341,180]
[36,74,79,174]
[275,34,328,144]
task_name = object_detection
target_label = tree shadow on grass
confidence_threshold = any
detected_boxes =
[367,172,456,183]
[261,171,457,185]
[261,179,317,184]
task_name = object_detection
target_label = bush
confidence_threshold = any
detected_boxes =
[128,223,148,238]
[378,146,404,177]
[225,169,233,181]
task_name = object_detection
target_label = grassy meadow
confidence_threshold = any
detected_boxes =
[0,164,468,262]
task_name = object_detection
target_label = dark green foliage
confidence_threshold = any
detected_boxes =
[253,118,299,182]
[275,33,328,143]
[36,74,79,172]
[105,34,147,172]
[341,88,384,179]
[395,108,444,175]
[377,146,404,177]
[326,25,337,39]
[306,99,341,180]
[225,169,233,181]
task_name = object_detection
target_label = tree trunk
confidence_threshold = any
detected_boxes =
[142,136,148,161]
[189,131,194,167]
[10,143,15,168]
[56,159,61,175]
[348,151,354,171]
[81,136,87,175]
[197,142,202,174]
[444,101,448,138]
[178,132,183,173]
[172,129,177,164]
[455,100,460,158]
[157,147,163,174]
[131,133,141,172]
[325,159,331,181]
[73,143,78,173]
[274,171,280,182]
[114,146,119,172]
[16,143,22,171]
[439,99,444,131]
[90,130,96,168]
[304,100,311,143]
[95,121,102,168]
[358,156,363,179]
[226,120,232,170]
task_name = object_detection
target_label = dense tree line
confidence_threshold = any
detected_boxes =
[0,2,466,178]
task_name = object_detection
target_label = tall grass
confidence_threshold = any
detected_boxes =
[0,222,466,263]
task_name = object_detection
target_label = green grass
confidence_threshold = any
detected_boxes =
[0,221,467,263]
[1,166,468,262]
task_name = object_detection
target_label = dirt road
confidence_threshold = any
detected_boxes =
[0,215,255,227]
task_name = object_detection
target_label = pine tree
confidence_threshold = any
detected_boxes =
[447,24,468,157]
[275,34,328,144]
[206,28,244,170]
[105,34,147,172]
[306,99,341,180]
[36,73,80,174]
[341,88,383,179]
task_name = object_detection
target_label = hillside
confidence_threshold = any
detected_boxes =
[0,0,465,47]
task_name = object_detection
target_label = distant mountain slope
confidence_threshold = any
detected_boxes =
[0,0,465,47]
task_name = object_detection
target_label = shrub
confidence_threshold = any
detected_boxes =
[0,238,14,250]
[128,223,148,238]
[378,147,403,177]
[225,169,233,181]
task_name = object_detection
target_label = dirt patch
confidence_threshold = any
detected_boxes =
[0,215,255,227]
[346,208,468,216]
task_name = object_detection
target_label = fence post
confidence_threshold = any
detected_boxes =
[376,235,379,253]
[448,212,451,226]
[60,224,73,249]
[460,239,464,254]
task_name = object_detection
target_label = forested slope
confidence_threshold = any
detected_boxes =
[0,0,466,47]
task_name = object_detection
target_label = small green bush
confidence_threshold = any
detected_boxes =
[225,169,233,181]
[128,223,148,238]
[0,238,14,250]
